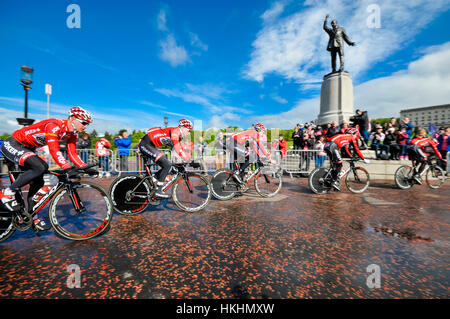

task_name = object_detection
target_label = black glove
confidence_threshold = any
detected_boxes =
[63,167,79,178]
[190,161,201,169]
[84,167,99,176]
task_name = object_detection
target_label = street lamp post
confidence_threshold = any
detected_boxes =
[17,65,35,126]
[164,116,168,128]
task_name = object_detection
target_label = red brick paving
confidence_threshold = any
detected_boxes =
[0,175,448,298]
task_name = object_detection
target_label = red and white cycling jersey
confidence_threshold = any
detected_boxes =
[328,134,365,159]
[12,119,85,169]
[232,130,270,159]
[146,126,192,161]
[410,137,443,160]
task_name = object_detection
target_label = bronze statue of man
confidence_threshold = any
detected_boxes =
[323,14,355,73]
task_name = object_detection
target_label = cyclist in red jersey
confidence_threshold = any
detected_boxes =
[138,119,193,198]
[0,106,97,232]
[408,129,446,184]
[225,123,274,184]
[324,127,370,191]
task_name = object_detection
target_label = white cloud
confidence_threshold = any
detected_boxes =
[159,34,190,67]
[261,0,290,24]
[244,0,450,84]
[189,32,208,52]
[270,93,288,104]
[157,9,169,31]
[154,83,251,129]
[246,42,450,128]
[155,6,208,66]
[207,113,241,130]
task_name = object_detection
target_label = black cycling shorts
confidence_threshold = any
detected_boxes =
[324,141,342,164]
[138,135,165,163]
[1,137,37,167]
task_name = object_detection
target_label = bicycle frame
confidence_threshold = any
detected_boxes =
[323,159,358,183]
[130,163,192,199]
[8,170,85,219]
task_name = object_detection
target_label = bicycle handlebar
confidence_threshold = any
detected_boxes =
[49,162,100,176]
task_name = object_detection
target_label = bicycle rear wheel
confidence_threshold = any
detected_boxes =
[49,182,113,240]
[308,168,331,194]
[210,169,237,200]
[345,167,370,193]
[0,210,15,242]
[394,165,414,189]
[254,165,282,197]
[172,173,211,212]
[109,175,151,215]
[425,164,446,189]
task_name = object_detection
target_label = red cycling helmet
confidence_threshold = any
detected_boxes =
[345,127,360,139]
[69,106,93,123]
[178,118,193,130]
[253,123,266,132]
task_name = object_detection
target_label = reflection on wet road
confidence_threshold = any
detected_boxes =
[0,177,448,298]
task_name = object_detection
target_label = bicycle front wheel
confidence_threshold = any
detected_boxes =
[109,175,151,215]
[254,166,283,197]
[425,164,446,189]
[308,168,331,194]
[345,167,370,193]
[172,173,211,212]
[49,182,113,240]
[394,165,414,190]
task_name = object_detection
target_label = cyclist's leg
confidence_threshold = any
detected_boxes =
[10,155,48,191]
[1,138,48,211]
[226,138,247,181]
[138,136,171,198]
[27,174,45,212]
[413,145,427,175]
[327,142,342,180]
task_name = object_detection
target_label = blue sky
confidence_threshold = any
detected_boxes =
[1,0,450,134]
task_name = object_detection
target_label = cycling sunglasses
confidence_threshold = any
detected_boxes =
[77,119,90,126]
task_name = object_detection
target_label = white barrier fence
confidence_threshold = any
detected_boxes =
[0,148,331,177]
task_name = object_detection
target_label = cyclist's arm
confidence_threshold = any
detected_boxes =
[44,123,71,170]
[67,135,87,168]
[255,135,270,159]
[343,145,353,158]
[430,143,444,160]
[351,138,365,159]
[172,130,191,162]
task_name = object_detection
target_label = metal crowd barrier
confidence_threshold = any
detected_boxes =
[278,150,327,178]
[1,148,335,179]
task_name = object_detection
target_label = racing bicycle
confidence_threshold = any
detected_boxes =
[309,157,370,194]
[109,160,211,214]
[394,156,446,190]
[211,159,283,200]
[0,162,113,242]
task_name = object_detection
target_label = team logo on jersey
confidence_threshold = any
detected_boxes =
[33,133,47,145]
[24,128,41,135]
[160,137,173,146]
[55,151,67,165]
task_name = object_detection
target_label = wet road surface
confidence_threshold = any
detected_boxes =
[0,176,448,298]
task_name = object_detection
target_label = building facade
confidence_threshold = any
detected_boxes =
[400,104,450,128]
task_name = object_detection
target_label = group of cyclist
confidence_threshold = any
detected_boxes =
[0,105,446,233]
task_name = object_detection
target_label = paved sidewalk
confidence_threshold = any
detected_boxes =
[0,176,448,298]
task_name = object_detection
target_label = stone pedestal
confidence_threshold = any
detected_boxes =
[317,71,354,125]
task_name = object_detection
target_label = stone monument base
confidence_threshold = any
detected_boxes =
[317,71,354,125]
